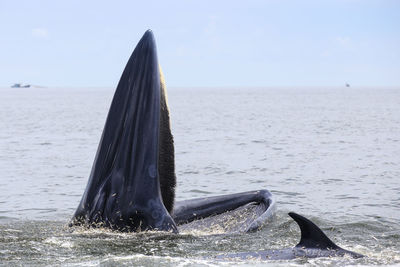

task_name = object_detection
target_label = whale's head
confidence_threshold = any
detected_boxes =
[70,30,177,232]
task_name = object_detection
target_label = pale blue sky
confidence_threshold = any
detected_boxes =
[1,0,399,87]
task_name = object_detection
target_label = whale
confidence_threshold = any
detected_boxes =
[70,30,275,233]
[214,212,363,260]
[69,29,362,260]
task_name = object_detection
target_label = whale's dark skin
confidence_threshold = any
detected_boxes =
[70,30,177,232]
[70,30,275,232]
[214,212,363,261]
[69,30,362,260]
[173,190,275,232]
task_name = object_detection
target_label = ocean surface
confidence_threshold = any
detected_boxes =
[0,86,399,266]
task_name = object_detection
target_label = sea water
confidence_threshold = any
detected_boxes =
[0,87,399,266]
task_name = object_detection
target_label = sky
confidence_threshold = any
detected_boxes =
[0,0,399,87]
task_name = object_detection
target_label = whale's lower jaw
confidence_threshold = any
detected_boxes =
[70,30,176,232]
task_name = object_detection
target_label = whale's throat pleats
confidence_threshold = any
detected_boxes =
[70,31,178,231]
[158,66,176,213]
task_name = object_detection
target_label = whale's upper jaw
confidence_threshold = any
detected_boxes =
[70,30,177,232]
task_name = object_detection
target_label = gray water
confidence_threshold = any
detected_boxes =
[0,87,399,266]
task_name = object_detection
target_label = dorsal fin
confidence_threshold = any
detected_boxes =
[289,212,340,249]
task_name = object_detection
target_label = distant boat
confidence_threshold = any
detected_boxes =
[345,83,350,88]
[11,83,31,88]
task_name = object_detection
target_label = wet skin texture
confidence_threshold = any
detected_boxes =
[70,30,274,232]
[70,30,177,232]
[215,212,364,260]
[70,30,362,259]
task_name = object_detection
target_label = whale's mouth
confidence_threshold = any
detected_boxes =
[70,30,275,234]
[70,30,176,232]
